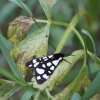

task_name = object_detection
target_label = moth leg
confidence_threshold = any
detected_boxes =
[31,73,36,82]
[45,88,55,100]
[32,74,36,77]
[31,78,35,82]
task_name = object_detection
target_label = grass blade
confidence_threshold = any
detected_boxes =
[21,88,37,100]
[9,0,32,16]
[0,67,26,86]
[0,34,25,82]
[81,71,100,100]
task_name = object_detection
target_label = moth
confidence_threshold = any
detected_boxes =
[25,53,65,84]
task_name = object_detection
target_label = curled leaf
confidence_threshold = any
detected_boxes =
[10,25,49,75]
[7,16,34,46]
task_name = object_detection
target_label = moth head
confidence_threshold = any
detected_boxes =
[25,60,33,69]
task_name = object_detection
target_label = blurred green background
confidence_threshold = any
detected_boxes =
[0,0,100,99]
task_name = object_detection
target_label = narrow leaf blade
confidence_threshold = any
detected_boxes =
[0,34,24,82]
[0,67,26,86]
[10,0,32,16]
[81,71,100,100]
[21,88,37,100]
[39,0,57,20]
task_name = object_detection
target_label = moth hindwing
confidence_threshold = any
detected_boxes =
[25,53,64,84]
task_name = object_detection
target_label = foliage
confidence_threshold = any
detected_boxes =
[0,0,100,100]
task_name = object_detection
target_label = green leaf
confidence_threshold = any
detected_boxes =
[21,88,37,100]
[67,62,87,99]
[81,71,100,100]
[0,79,22,99]
[39,0,57,20]
[9,0,23,9]
[0,34,24,82]
[0,79,13,96]
[81,29,96,54]
[10,0,32,16]
[0,67,26,86]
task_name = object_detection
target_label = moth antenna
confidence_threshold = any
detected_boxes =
[63,59,71,64]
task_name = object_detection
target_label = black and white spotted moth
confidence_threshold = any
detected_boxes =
[25,53,65,84]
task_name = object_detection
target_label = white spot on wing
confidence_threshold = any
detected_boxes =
[43,74,49,79]
[50,66,55,70]
[48,55,53,58]
[29,64,32,68]
[42,64,46,68]
[47,62,52,66]
[52,57,62,66]
[48,71,51,73]
[59,57,62,61]
[52,60,59,66]
[44,58,48,61]
[43,57,47,59]
[36,68,45,74]
[34,62,39,67]
[39,58,41,60]
[37,76,41,80]
[33,59,37,63]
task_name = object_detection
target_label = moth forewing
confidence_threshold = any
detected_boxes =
[25,53,65,84]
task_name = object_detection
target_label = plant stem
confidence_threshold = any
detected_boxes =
[35,16,86,52]
[35,18,48,23]
[35,18,69,26]
[55,14,78,53]
[45,88,55,100]
[51,21,69,27]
